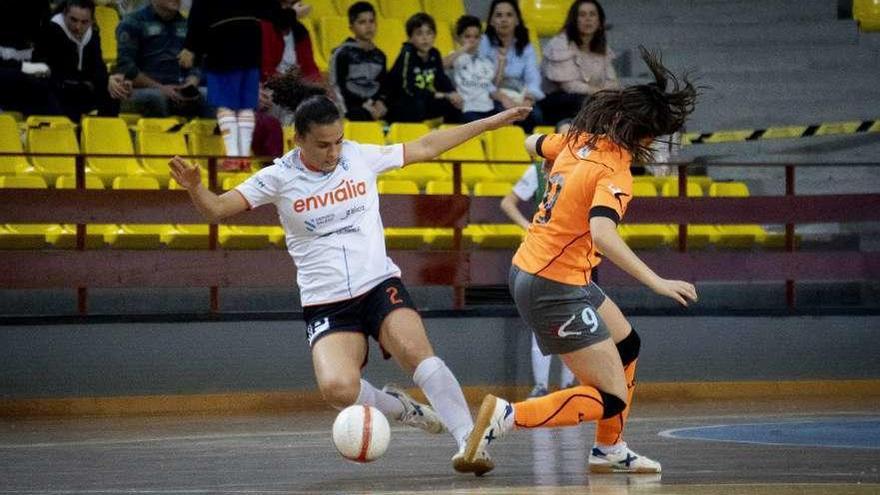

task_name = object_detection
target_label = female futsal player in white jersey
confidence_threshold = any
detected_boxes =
[170,72,530,476]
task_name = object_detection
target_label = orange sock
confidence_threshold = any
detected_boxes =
[595,358,637,445]
[513,386,607,428]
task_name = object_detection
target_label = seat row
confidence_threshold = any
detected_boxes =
[0,173,783,250]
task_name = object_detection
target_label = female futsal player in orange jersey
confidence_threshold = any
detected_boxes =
[460,48,698,474]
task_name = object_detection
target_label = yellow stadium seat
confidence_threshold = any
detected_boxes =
[160,224,208,249]
[0,175,57,249]
[51,175,106,248]
[473,181,513,197]
[188,131,231,177]
[533,125,555,136]
[118,112,142,127]
[2,111,23,122]
[183,118,218,136]
[618,181,675,249]
[434,20,455,59]
[424,180,470,195]
[854,0,880,31]
[137,130,188,187]
[320,16,353,70]
[520,0,568,37]
[660,180,717,248]
[299,19,328,72]
[464,224,524,249]
[81,117,143,187]
[26,126,80,184]
[379,0,421,20]
[438,126,492,186]
[423,0,465,24]
[374,19,408,70]
[379,180,427,249]
[382,123,450,185]
[310,1,340,18]
[94,6,119,64]
[708,181,786,249]
[0,114,28,176]
[135,117,183,133]
[528,26,542,60]
[26,115,75,129]
[104,176,167,249]
[656,175,712,195]
[221,173,252,190]
[486,126,531,183]
[378,179,419,195]
[283,126,296,153]
[161,224,274,250]
[471,181,524,248]
[345,121,385,144]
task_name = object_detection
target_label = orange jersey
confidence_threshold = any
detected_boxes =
[512,133,634,285]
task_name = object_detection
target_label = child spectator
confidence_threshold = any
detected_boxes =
[444,15,499,123]
[386,13,461,123]
[328,2,387,121]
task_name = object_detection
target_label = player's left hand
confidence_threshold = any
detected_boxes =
[169,156,202,190]
[489,106,532,128]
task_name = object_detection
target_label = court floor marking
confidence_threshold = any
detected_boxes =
[659,417,880,450]
[0,411,873,450]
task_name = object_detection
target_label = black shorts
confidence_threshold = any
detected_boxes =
[302,277,417,361]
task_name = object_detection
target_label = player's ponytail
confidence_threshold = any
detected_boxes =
[566,47,697,163]
[265,68,341,135]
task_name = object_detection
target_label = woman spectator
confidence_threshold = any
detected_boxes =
[540,0,619,126]
[479,0,543,131]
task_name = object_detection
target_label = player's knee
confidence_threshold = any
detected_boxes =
[598,391,627,419]
[616,328,641,366]
[319,375,360,408]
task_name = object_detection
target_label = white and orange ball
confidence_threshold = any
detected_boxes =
[332,405,391,463]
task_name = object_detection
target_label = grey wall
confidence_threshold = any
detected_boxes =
[1,316,877,399]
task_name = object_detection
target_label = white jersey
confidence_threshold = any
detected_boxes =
[512,165,539,201]
[236,141,405,306]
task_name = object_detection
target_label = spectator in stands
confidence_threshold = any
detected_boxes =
[328,2,387,122]
[0,1,64,116]
[386,13,461,123]
[34,0,125,121]
[180,0,298,171]
[444,15,501,123]
[540,0,619,126]
[260,0,321,83]
[480,0,543,131]
[116,0,210,118]
[499,119,577,398]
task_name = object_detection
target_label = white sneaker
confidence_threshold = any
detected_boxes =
[460,394,513,473]
[382,384,445,434]
[588,442,662,473]
[452,445,494,476]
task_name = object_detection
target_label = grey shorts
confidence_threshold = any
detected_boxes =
[508,265,610,355]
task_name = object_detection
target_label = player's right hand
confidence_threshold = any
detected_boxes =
[651,278,698,307]
[169,156,201,190]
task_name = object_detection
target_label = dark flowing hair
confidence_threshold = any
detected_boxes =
[563,0,607,54]
[265,69,339,135]
[567,47,697,163]
[484,0,530,56]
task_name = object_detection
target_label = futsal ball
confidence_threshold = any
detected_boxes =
[332,405,391,463]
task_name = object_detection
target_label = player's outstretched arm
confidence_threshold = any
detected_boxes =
[402,106,532,165]
[590,216,698,307]
[169,156,249,222]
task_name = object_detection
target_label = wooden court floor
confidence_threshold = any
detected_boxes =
[0,396,877,494]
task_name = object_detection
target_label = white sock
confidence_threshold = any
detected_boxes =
[355,379,405,418]
[237,109,255,157]
[413,356,473,449]
[560,364,576,388]
[531,334,550,388]
[217,108,239,157]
